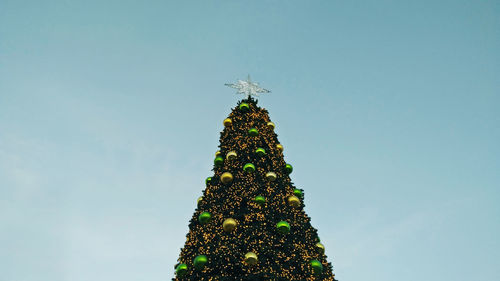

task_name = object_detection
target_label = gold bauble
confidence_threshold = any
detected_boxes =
[244,252,258,265]
[223,218,237,232]
[276,144,284,152]
[223,118,232,127]
[226,151,237,161]
[288,195,300,207]
[215,151,221,157]
[267,121,275,130]
[197,196,203,205]
[220,172,234,184]
[316,242,325,254]
[265,172,277,181]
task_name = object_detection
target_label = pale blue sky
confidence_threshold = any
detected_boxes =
[1,1,499,281]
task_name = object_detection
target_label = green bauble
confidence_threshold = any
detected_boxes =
[310,259,323,275]
[248,128,259,136]
[239,103,249,112]
[175,263,188,276]
[276,221,290,234]
[285,163,293,174]
[205,177,212,186]
[255,147,266,156]
[293,188,303,198]
[214,156,224,167]
[193,255,208,270]
[243,163,256,173]
[198,212,211,224]
[254,196,266,205]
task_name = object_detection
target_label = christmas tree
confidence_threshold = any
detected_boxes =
[173,77,337,281]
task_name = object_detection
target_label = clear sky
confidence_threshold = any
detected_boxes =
[0,1,499,280]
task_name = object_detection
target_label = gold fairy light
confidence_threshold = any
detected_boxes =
[173,96,336,280]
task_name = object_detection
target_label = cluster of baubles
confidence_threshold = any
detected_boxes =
[175,255,209,277]
[176,255,323,277]
[177,102,328,278]
[211,159,290,185]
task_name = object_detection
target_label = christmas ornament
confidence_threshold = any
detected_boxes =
[223,118,232,127]
[197,196,203,205]
[285,163,293,174]
[243,163,255,173]
[254,196,266,205]
[193,255,208,270]
[267,121,275,130]
[214,156,224,167]
[215,151,221,157]
[220,172,233,184]
[239,103,249,112]
[198,212,211,224]
[316,242,325,254]
[175,263,188,277]
[244,252,258,265]
[255,148,266,156]
[276,221,290,234]
[223,218,237,232]
[265,172,277,181]
[310,260,323,275]
[205,177,212,186]
[276,143,284,152]
[293,188,303,198]
[287,196,300,207]
[226,151,237,161]
[248,128,258,136]
[225,75,270,98]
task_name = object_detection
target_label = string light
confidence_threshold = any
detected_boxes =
[174,96,336,280]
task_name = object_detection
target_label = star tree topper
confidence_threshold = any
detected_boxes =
[225,75,271,98]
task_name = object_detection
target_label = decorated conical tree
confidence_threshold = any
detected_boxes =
[173,77,337,281]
